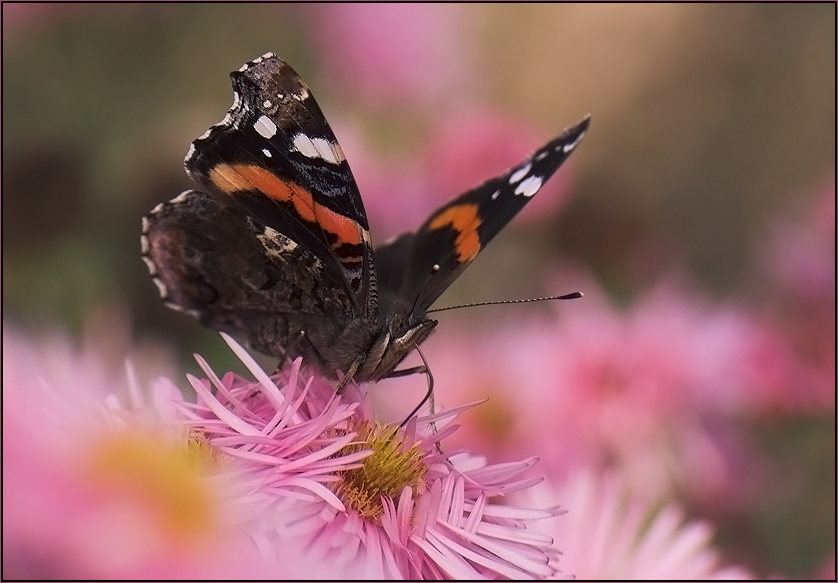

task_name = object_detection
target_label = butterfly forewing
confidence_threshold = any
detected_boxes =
[376,116,590,311]
[184,53,376,317]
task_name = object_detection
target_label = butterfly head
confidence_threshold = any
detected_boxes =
[357,313,437,382]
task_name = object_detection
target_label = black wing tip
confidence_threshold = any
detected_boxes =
[563,114,592,140]
[536,114,591,161]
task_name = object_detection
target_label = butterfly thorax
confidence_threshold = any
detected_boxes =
[315,308,435,389]
[356,312,437,382]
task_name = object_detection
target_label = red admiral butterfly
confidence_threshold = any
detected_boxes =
[142,52,589,397]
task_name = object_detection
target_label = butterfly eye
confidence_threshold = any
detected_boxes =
[389,313,409,336]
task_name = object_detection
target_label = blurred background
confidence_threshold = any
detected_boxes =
[3,4,834,578]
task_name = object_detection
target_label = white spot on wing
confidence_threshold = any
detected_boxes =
[490,190,500,200]
[153,277,168,297]
[535,151,548,161]
[514,175,543,197]
[291,86,310,101]
[172,191,191,204]
[262,148,272,157]
[291,133,345,164]
[257,226,299,261]
[292,133,318,159]
[263,99,272,109]
[166,302,200,318]
[326,141,346,164]
[141,255,156,273]
[509,162,532,184]
[254,115,278,139]
[562,131,586,153]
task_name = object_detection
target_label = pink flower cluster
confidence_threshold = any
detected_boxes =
[6,6,831,575]
[374,283,759,503]
[4,330,565,579]
[4,324,756,578]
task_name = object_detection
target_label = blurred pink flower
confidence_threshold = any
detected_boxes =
[180,333,562,579]
[525,469,752,579]
[2,328,272,579]
[310,4,470,107]
[747,181,836,411]
[760,181,835,302]
[736,314,835,412]
[393,280,769,503]
[815,555,836,581]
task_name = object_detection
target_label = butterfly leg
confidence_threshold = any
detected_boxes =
[271,329,315,374]
[386,365,427,379]
[395,369,433,427]
[387,348,441,451]
[335,356,362,394]
[270,341,295,375]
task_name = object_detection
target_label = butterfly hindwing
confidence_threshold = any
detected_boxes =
[142,189,357,359]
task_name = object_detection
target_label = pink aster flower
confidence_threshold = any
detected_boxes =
[746,181,836,412]
[176,332,563,579]
[525,469,753,580]
[2,328,275,579]
[399,280,769,505]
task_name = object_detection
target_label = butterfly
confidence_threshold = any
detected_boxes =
[142,52,589,403]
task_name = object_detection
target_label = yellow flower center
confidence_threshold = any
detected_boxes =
[85,431,217,542]
[335,422,428,521]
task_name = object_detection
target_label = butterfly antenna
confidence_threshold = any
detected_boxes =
[426,291,583,314]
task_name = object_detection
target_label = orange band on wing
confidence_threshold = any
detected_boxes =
[429,203,482,262]
[209,163,363,246]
